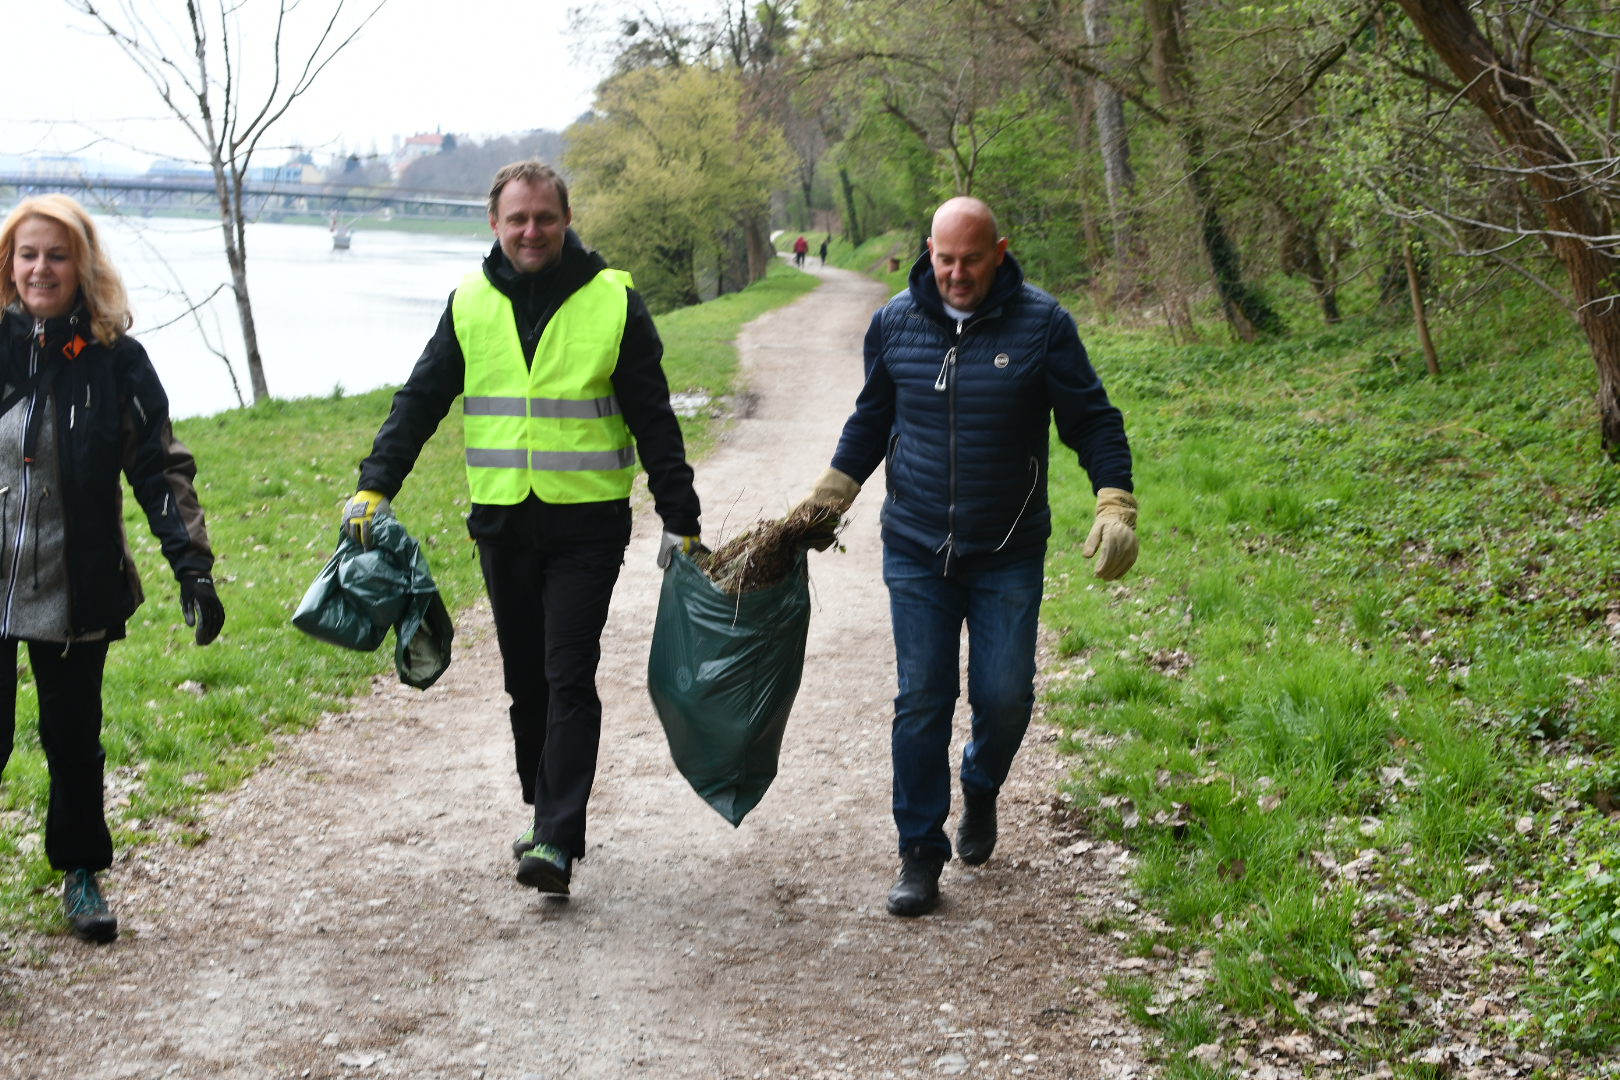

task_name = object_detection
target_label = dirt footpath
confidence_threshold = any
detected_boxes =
[1,261,1152,1080]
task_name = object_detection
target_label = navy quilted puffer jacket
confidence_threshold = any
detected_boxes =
[829,251,1131,568]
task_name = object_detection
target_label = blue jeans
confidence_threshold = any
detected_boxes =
[883,543,1044,861]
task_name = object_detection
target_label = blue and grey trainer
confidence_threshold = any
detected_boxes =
[63,868,118,943]
[511,825,536,861]
[515,842,572,895]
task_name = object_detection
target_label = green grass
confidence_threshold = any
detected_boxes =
[0,260,815,936]
[1049,280,1620,1071]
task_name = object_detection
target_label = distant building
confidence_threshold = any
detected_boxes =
[15,155,88,179]
[389,132,448,179]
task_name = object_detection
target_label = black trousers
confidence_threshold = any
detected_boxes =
[478,538,624,860]
[0,637,114,872]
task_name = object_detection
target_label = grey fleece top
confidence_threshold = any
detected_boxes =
[0,381,96,642]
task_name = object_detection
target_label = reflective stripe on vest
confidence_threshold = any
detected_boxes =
[463,396,624,419]
[454,267,637,505]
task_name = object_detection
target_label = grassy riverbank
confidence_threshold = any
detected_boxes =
[0,261,816,937]
[1044,283,1619,1075]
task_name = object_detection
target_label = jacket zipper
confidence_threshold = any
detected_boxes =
[945,323,961,564]
[1,323,43,636]
[932,308,1015,564]
[930,321,965,567]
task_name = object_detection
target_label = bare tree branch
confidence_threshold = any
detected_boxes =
[66,0,388,404]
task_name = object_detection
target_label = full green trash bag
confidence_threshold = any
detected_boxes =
[648,548,811,826]
[292,514,455,690]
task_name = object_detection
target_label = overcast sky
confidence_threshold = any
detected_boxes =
[7,0,628,169]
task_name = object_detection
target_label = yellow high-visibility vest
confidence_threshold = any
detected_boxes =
[454,267,637,504]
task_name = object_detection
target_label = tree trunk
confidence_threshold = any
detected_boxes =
[1397,0,1620,454]
[1059,70,1105,275]
[800,165,815,230]
[1280,210,1340,324]
[215,163,270,403]
[838,168,864,247]
[1402,224,1441,375]
[1143,0,1283,341]
[743,214,774,285]
[1084,0,1143,301]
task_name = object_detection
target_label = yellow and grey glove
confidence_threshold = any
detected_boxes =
[1082,487,1138,580]
[657,531,707,569]
[342,489,391,550]
[793,467,861,551]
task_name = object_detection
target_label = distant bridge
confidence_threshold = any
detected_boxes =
[0,172,486,220]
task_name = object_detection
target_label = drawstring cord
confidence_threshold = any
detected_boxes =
[933,347,954,391]
[992,456,1041,553]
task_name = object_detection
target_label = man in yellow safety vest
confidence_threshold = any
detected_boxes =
[343,160,703,897]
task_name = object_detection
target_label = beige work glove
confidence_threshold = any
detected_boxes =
[794,467,861,551]
[1082,488,1138,580]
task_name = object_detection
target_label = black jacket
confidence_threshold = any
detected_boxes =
[0,304,214,638]
[830,251,1131,569]
[358,232,700,543]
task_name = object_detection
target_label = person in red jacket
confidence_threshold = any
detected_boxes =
[792,234,808,268]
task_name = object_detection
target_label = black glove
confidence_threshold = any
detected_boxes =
[179,575,225,646]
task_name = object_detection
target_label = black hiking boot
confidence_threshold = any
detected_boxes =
[886,850,945,917]
[516,842,572,896]
[955,788,998,866]
[63,869,118,944]
[511,824,536,861]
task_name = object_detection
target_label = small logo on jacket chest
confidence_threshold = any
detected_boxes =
[993,353,1010,368]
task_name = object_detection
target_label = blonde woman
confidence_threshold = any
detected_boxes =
[0,195,224,943]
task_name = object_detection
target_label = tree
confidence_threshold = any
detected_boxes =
[585,2,796,287]
[1393,0,1620,454]
[1084,0,1144,300]
[799,0,1040,197]
[565,64,793,312]
[1143,0,1284,341]
[71,0,385,404]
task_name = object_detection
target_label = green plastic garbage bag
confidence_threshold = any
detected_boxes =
[292,514,455,690]
[647,548,812,826]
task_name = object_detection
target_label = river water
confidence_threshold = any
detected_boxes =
[95,216,492,418]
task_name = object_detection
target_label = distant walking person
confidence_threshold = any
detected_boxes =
[819,236,829,266]
[343,161,702,898]
[793,234,808,268]
[0,195,225,943]
[795,196,1137,917]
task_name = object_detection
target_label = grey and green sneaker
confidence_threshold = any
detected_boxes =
[515,842,572,895]
[63,869,118,943]
[511,824,536,861]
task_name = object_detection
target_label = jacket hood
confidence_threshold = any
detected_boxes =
[482,228,608,301]
[906,248,1027,328]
